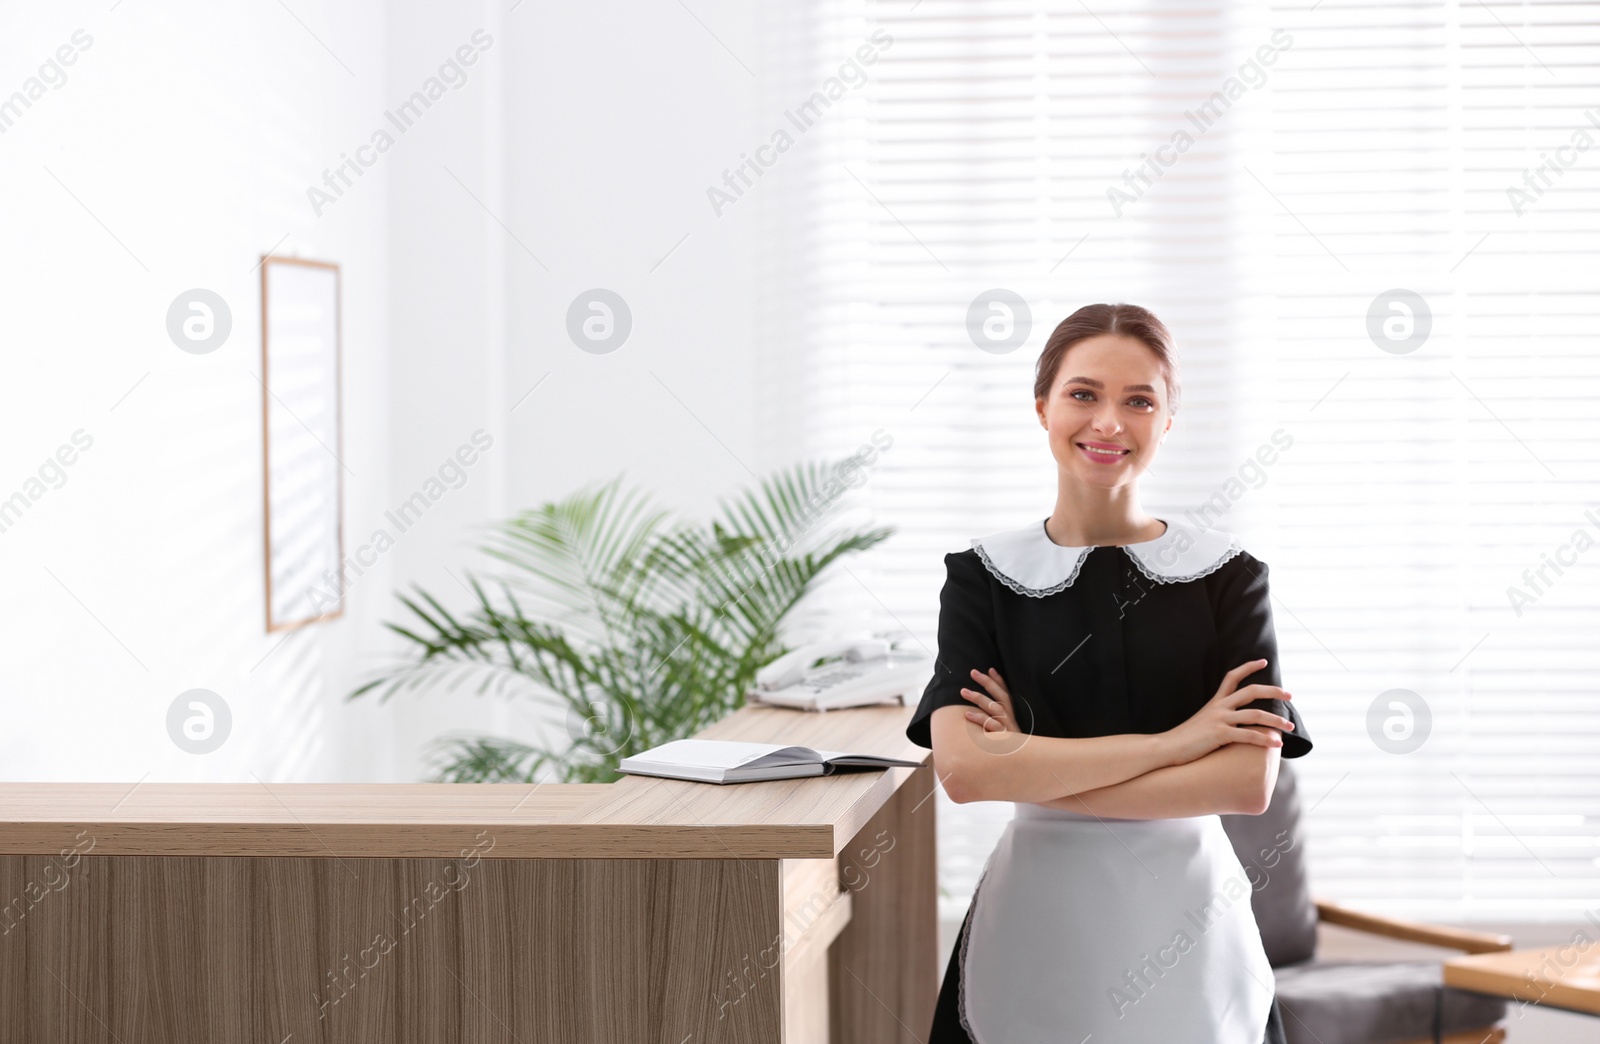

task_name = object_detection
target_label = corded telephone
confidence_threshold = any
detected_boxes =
[748,636,932,712]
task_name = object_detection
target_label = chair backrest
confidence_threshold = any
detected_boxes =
[1218,760,1318,967]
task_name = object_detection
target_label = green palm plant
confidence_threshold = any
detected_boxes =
[350,458,893,784]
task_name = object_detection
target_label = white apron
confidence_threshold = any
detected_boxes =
[960,804,1275,1043]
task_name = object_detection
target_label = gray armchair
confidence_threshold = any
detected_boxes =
[1219,762,1514,1044]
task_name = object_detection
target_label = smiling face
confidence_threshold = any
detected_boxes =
[1034,333,1173,489]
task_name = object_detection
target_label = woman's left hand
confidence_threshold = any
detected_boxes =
[961,668,1018,733]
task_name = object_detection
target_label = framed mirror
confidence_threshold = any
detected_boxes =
[260,256,344,633]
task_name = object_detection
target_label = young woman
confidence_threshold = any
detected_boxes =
[906,303,1313,1043]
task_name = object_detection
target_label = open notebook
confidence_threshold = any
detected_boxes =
[618,739,920,785]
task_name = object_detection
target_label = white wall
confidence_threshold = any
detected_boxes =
[0,0,393,782]
[498,0,769,519]
[0,0,785,783]
[356,0,782,781]
[333,0,513,783]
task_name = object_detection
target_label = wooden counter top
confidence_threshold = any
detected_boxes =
[0,703,928,860]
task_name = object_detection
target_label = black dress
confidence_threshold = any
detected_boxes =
[906,516,1312,1044]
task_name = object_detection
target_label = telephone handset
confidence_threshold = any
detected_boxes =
[749,636,932,712]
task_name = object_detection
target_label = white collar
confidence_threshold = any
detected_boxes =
[971,517,1243,597]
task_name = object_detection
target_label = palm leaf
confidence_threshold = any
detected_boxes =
[351,456,895,782]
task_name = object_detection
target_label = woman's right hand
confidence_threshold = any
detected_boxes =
[1162,658,1295,766]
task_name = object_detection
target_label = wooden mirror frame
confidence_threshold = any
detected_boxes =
[260,256,345,633]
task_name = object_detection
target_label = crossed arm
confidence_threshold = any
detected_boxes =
[928,667,1290,819]
[1036,735,1280,819]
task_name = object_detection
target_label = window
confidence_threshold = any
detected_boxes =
[781,0,1600,923]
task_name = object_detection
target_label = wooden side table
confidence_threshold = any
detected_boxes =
[1444,944,1600,1017]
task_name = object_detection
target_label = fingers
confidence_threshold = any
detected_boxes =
[960,688,998,714]
[1223,659,1267,686]
[1229,708,1294,731]
[1216,659,1284,696]
[969,667,1010,697]
[962,695,1009,735]
[963,709,1005,731]
[962,669,1012,734]
[1225,684,1293,707]
[1233,727,1285,748]
[964,668,1014,725]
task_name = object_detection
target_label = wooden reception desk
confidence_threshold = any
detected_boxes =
[0,705,937,1044]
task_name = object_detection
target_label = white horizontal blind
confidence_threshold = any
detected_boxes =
[1261,0,1600,922]
[783,0,1600,923]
